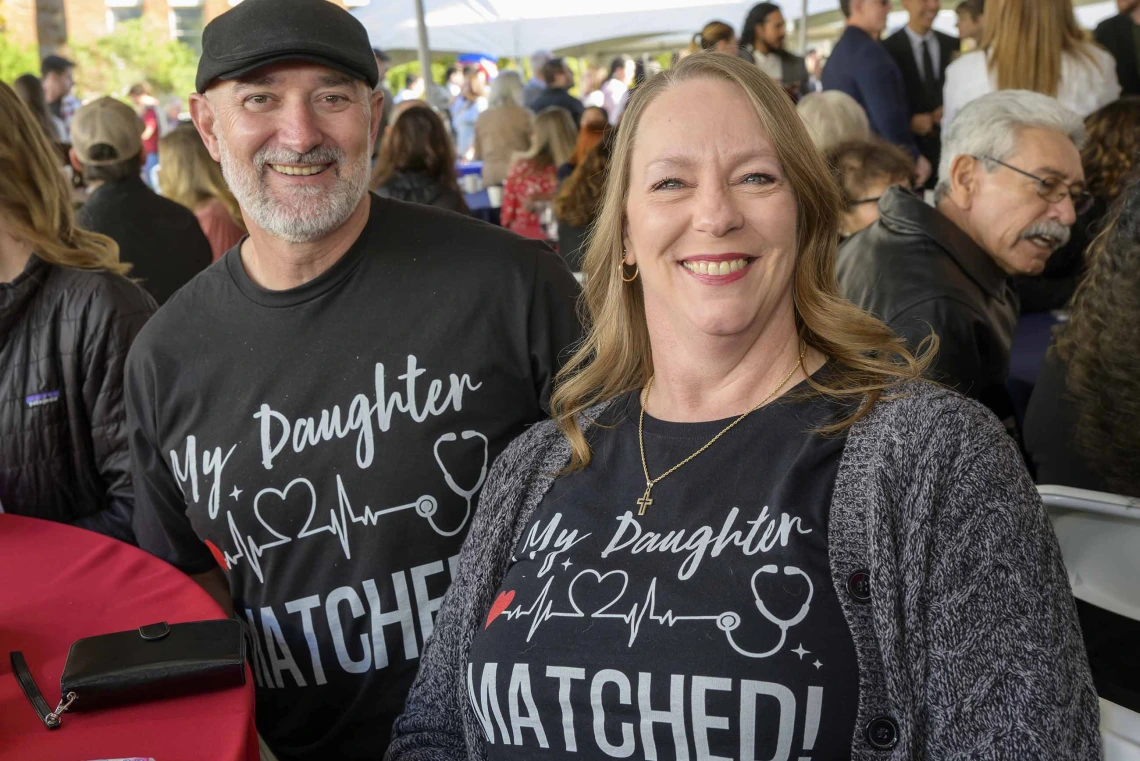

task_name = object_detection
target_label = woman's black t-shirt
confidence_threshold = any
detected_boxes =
[467,377,860,760]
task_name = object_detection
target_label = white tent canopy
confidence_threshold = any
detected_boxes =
[352,0,842,59]
[353,0,1121,60]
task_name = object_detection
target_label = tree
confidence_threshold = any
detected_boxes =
[0,32,39,85]
[71,18,197,99]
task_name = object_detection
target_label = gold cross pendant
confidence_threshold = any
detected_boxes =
[636,484,654,515]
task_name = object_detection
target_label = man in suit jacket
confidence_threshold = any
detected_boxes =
[740,3,811,97]
[884,0,960,187]
[1094,0,1140,96]
[823,0,932,185]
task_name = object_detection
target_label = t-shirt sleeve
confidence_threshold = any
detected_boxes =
[527,246,583,412]
[126,338,217,573]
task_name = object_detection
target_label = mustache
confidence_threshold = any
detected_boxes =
[1020,220,1071,249]
[254,145,345,171]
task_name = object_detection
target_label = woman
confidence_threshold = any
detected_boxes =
[557,105,608,183]
[1017,97,1140,312]
[450,67,489,160]
[158,124,246,261]
[0,81,155,543]
[372,104,468,214]
[601,55,635,125]
[500,107,577,239]
[387,53,1098,760]
[1025,168,1140,496]
[796,90,871,151]
[943,0,1120,126]
[473,70,534,188]
[12,74,66,144]
[692,20,738,54]
[827,139,915,237]
[554,129,613,271]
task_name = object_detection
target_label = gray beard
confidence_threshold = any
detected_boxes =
[215,129,371,244]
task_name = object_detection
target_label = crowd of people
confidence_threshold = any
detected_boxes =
[2,0,1139,757]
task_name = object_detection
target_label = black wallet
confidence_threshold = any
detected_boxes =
[11,619,246,729]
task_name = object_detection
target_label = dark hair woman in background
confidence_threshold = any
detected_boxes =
[1017,97,1140,312]
[0,81,155,543]
[12,73,66,145]
[372,104,469,214]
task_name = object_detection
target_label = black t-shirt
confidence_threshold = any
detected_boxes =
[76,177,212,305]
[125,196,581,760]
[467,377,860,760]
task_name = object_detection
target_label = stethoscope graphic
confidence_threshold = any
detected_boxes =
[719,564,814,659]
[422,430,489,537]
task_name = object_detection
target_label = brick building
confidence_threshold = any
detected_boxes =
[1,0,359,58]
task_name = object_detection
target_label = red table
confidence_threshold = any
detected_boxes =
[0,514,257,761]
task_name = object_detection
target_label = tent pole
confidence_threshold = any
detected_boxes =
[414,0,433,91]
[799,0,808,52]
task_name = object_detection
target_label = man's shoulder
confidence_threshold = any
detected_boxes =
[1095,12,1128,37]
[882,28,909,51]
[934,29,960,50]
[130,257,229,351]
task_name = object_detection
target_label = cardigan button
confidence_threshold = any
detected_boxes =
[866,716,899,750]
[846,569,872,603]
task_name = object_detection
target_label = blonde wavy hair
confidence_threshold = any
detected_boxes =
[158,125,245,231]
[982,0,1098,96]
[551,53,930,471]
[513,106,577,170]
[0,81,127,275]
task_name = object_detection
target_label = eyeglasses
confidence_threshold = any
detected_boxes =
[974,155,1094,215]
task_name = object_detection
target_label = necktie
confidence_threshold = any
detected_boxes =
[921,39,940,110]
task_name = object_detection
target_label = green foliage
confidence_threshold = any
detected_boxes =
[0,31,39,84]
[386,56,456,94]
[71,18,198,100]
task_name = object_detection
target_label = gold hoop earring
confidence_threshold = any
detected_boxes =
[619,249,639,282]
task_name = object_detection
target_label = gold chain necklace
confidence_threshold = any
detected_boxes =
[635,343,807,515]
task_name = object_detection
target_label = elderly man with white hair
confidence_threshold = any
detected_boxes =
[838,89,1088,431]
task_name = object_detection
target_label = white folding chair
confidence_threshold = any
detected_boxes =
[1039,485,1140,760]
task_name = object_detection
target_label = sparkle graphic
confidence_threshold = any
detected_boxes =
[813,660,823,670]
[561,558,573,570]
[792,644,810,659]
[230,486,242,501]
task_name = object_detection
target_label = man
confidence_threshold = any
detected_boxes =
[124,1,580,759]
[956,0,985,50]
[128,83,162,186]
[805,48,825,93]
[823,0,932,185]
[523,50,552,108]
[72,97,211,305]
[394,72,423,104]
[740,3,811,96]
[41,54,77,138]
[838,91,1086,429]
[1095,0,1140,96]
[529,58,585,125]
[883,0,960,188]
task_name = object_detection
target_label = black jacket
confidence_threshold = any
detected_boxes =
[838,187,1019,421]
[375,171,469,214]
[1095,13,1140,96]
[77,177,211,305]
[528,87,585,125]
[0,256,156,543]
[882,28,960,185]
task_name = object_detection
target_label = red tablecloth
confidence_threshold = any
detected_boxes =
[0,514,257,761]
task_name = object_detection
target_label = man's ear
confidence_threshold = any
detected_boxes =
[948,153,979,210]
[369,88,385,149]
[67,148,82,175]
[189,92,222,162]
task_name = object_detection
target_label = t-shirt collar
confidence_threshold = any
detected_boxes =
[225,194,376,308]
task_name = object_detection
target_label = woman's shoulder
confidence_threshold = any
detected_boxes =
[853,379,1009,464]
[44,261,155,317]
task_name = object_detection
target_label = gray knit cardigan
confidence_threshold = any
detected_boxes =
[386,381,1101,760]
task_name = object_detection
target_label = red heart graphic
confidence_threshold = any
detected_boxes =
[204,540,229,571]
[484,590,515,629]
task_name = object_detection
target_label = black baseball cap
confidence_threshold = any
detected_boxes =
[195,0,379,94]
